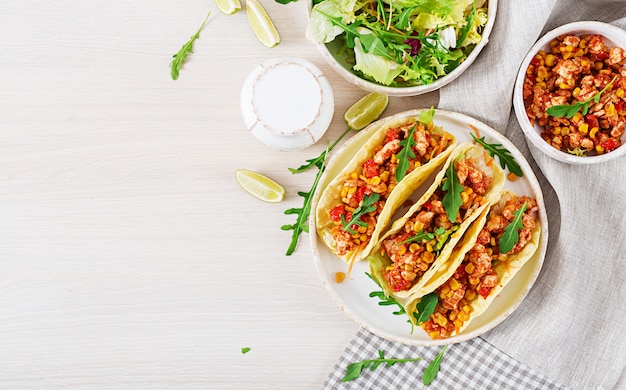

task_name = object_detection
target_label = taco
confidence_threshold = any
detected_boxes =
[315,108,456,271]
[367,142,506,299]
[409,189,541,339]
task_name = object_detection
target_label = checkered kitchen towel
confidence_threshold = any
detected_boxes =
[323,328,569,390]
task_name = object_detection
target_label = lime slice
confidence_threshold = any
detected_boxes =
[246,0,280,48]
[215,0,241,14]
[344,93,389,130]
[235,169,285,203]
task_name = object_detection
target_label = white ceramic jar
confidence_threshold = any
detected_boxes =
[240,57,334,151]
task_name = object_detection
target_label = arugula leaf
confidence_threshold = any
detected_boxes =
[341,193,380,234]
[547,75,617,118]
[288,127,352,173]
[241,347,251,354]
[396,124,418,182]
[400,227,446,245]
[470,132,523,177]
[422,345,448,386]
[413,292,438,324]
[342,349,422,382]
[170,12,211,80]
[281,146,329,255]
[441,157,463,223]
[365,272,415,333]
[499,202,527,254]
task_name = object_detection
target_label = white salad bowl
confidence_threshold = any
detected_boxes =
[513,21,626,165]
[308,0,498,97]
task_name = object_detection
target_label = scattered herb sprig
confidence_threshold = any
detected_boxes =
[170,12,211,80]
[499,202,527,254]
[281,145,329,255]
[470,132,523,177]
[342,349,422,382]
[400,227,445,245]
[412,292,438,325]
[241,347,251,354]
[288,127,352,173]
[341,193,380,234]
[441,157,464,223]
[365,271,415,333]
[396,124,418,182]
[423,345,448,386]
[546,75,617,118]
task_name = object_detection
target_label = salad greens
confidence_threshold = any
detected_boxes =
[306,0,488,86]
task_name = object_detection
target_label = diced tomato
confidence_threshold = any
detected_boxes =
[530,56,541,67]
[477,286,492,299]
[422,202,433,211]
[385,128,401,144]
[391,276,412,292]
[354,186,367,204]
[616,101,624,113]
[362,158,379,178]
[454,264,467,279]
[329,205,345,222]
[603,138,621,152]
[586,114,599,130]
[597,52,609,61]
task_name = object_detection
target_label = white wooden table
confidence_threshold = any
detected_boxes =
[0,1,438,388]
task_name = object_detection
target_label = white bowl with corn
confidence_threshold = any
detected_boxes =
[514,21,626,164]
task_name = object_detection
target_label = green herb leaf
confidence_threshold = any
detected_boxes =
[400,227,446,245]
[396,124,418,182]
[499,202,527,254]
[546,75,617,118]
[170,12,211,80]
[413,292,438,324]
[441,158,463,223]
[241,347,251,354]
[456,0,475,47]
[470,132,523,177]
[341,193,380,234]
[281,145,329,255]
[423,345,448,386]
[342,349,422,382]
[365,272,410,319]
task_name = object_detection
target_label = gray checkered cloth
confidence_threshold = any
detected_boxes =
[323,329,570,390]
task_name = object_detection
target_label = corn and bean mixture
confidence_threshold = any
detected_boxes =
[380,156,493,293]
[421,195,538,339]
[328,121,453,257]
[523,33,626,155]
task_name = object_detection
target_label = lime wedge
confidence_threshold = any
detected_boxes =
[235,169,285,203]
[344,93,389,131]
[215,0,241,14]
[246,0,280,48]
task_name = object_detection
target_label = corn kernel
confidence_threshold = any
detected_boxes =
[590,127,599,138]
[595,61,604,70]
[423,252,435,264]
[461,191,469,204]
[454,319,464,328]
[413,221,424,232]
[562,52,573,60]
[606,104,616,117]
[449,278,460,291]
[434,313,448,327]
[426,243,433,252]
[341,187,348,198]
[553,127,562,136]
[348,186,356,195]
[564,45,574,52]
[572,112,583,122]
[465,263,475,274]
[440,284,451,296]
[596,145,605,153]
[578,123,589,135]
[469,277,480,285]
[545,54,555,67]
[380,171,390,181]
[572,87,581,98]
[559,82,571,90]
[350,172,359,179]
[358,225,367,233]
[465,290,477,301]
[574,49,585,57]
[490,237,496,246]
[458,312,470,321]
[462,305,472,314]
[398,245,407,256]
[449,311,458,321]
[561,126,570,135]
[429,331,440,339]
[370,176,381,186]
[409,243,420,253]
[617,88,625,98]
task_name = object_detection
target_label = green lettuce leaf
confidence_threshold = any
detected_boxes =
[306,0,358,43]
[353,31,403,85]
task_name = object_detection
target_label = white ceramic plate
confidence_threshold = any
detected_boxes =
[309,109,548,346]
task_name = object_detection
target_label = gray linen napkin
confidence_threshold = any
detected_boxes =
[326,1,626,389]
